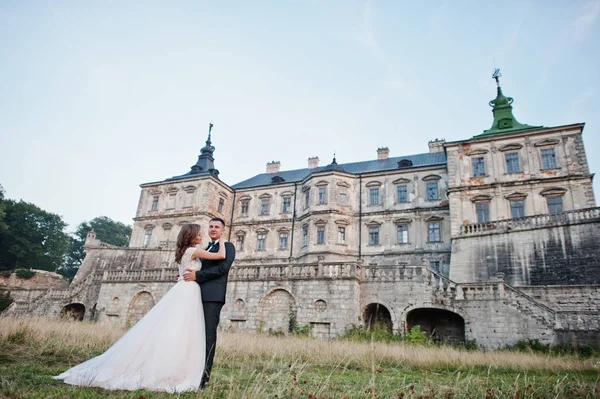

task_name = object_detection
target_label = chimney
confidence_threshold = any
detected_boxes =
[377,147,389,160]
[307,156,320,169]
[428,138,446,153]
[266,161,281,174]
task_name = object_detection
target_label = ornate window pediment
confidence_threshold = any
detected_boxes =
[218,191,229,199]
[534,138,560,147]
[162,222,173,229]
[302,185,311,192]
[314,219,327,225]
[540,187,567,197]
[394,218,413,224]
[470,194,493,203]
[334,219,350,226]
[259,193,272,199]
[178,220,190,226]
[183,185,197,193]
[166,187,179,194]
[499,143,523,152]
[337,181,350,188]
[144,224,155,229]
[149,188,162,195]
[422,174,442,182]
[256,228,269,234]
[505,192,528,201]
[277,226,290,232]
[365,181,382,187]
[424,215,444,222]
[239,195,252,202]
[366,220,382,227]
[466,148,489,156]
[236,230,247,237]
[393,177,411,185]
[280,191,293,197]
[316,180,329,187]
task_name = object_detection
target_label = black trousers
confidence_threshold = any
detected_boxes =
[202,301,224,384]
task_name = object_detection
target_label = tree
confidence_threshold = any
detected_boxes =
[60,216,132,279]
[0,200,70,271]
[0,184,7,232]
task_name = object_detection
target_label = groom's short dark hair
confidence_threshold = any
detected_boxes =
[210,217,226,227]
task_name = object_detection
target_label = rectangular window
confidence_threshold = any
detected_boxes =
[150,195,159,211]
[241,201,249,216]
[510,200,525,218]
[472,157,486,177]
[541,148,557,169]
[397,224,408,244]
[429,260,440,272]
[475,202,490,223]
[302,226,308,246]
[279,233,288,250]
[218,198,225,214]
[369,188,379,205]
[282,197,291,214]
[144,229,152,246]
[260,199,270,215]
[337,227,346,244]
[505,152,520,173]
[547,197,563,213]
[304,190,310,208]
[338,189,348,205]
[397,185,408,203]
[428,223,441,242]
[257,233,266,250]
[318,187,327,204]
[426,183,438,200]
[369,226,379,245]
[316,226,325,244]
[167,194,176,209]
[236,235,244,251]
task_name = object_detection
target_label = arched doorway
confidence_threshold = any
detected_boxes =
[362,303,392,332]
[126,292,155,328]
[60,303,85,321]
[406,308,465,345]
[257,289,296,335]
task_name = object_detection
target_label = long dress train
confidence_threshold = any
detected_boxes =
[53,247,205,393]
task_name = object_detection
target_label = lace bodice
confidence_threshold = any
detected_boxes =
[178,247,202,277]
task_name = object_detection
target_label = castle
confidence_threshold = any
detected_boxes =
[3,77,599,349]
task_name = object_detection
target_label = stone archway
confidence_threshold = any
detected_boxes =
[406,308,465,345]
[60,303,85,321]
[126,291,155,328]
[257,289,296,335]
[362,303,392,333]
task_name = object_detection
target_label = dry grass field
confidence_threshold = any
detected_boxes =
[0,318,599,398]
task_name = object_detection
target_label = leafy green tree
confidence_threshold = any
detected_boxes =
[0,184,7,232]
[0,200,70,271]
[59,216,132,279]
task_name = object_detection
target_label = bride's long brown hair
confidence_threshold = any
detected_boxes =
[175,223,201,264]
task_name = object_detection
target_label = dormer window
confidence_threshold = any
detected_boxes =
[397,159,413,168]
[271,176,285,183]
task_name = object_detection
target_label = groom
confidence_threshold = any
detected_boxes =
[182,217,236,389]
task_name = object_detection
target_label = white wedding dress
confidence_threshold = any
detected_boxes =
[54,247,206,393]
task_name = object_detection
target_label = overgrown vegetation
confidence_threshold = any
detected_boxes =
[507,338,598,359]
[1,318,598,398]
[14,269,35,279]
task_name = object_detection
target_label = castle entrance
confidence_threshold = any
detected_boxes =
[362,303,392,332]
[127,292,155,328]
[406,308,465,345]
[60,303,85,321]
[257,289,296,335]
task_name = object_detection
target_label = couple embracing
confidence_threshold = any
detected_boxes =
[54,218,236,393]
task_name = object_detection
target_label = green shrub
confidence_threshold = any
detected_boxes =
[404,325,430,345]
[14,269,35,279]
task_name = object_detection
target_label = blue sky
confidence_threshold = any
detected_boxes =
[1,1,599,230]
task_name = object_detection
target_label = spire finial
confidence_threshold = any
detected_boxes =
[492,68,502,87]
[207,122,213,144]
[332,151,337,165]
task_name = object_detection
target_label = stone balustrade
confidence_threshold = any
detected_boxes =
[461,207,600,236]
[230,263,357,281]
[102,268,178,283]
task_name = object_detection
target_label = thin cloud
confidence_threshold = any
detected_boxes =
[357,0,390,69]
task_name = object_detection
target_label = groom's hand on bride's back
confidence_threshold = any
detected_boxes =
[182,267,196,282]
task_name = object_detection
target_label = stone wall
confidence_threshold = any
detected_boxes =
[449,209,600,285]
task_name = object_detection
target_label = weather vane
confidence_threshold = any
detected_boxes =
[492,68,502,87]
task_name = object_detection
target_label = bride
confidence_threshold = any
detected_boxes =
[54,223,225,393]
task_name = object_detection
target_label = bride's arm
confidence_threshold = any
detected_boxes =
[191,238,226,260]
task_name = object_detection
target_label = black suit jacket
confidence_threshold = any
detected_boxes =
[195,241,236,303]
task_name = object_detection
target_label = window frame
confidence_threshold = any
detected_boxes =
[472,157,486,177]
